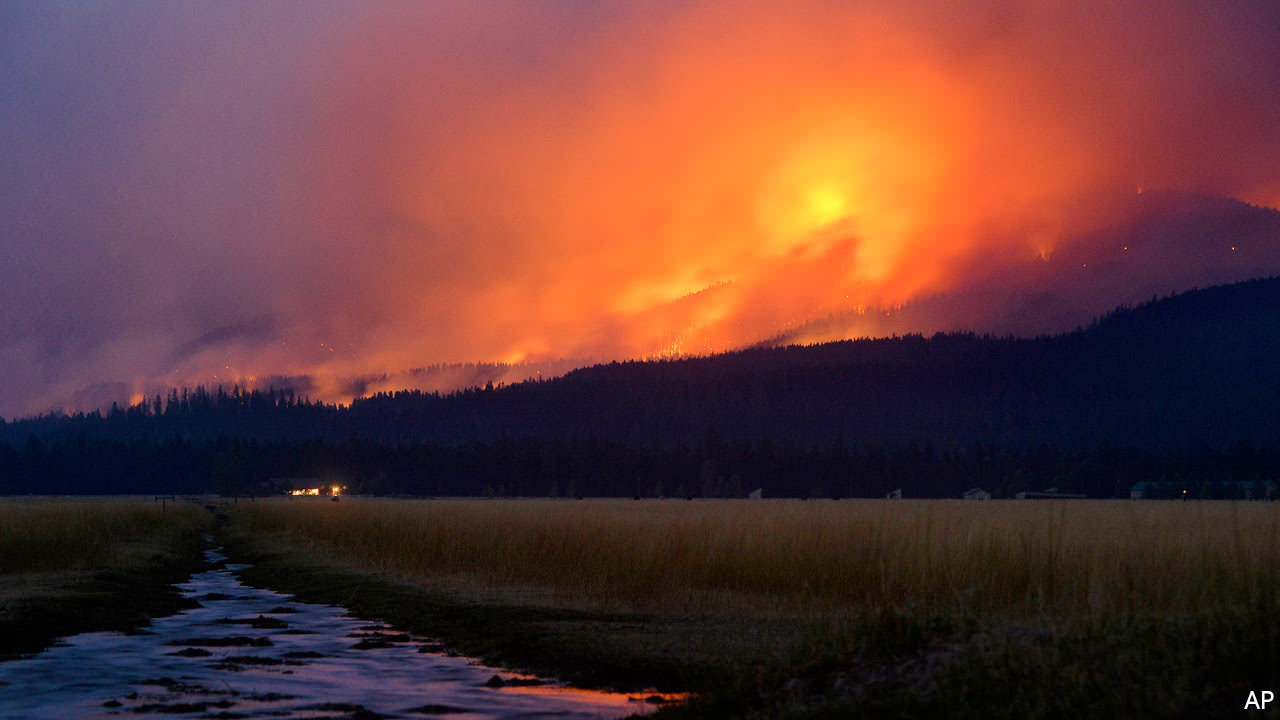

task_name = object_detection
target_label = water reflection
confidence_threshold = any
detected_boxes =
[0,546,676,719]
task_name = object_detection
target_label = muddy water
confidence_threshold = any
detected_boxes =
[0,546,672,719]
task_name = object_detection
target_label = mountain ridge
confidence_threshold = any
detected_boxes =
[5,276,1279,452]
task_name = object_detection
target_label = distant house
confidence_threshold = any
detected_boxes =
[748,488,763,500]
[1016,487,1087,500]
[1130,480,1196,499]
[886,488,903,500]
[268,477,344,497]
[962,487,991,501]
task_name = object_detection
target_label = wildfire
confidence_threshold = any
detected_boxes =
[22,0,1275,420]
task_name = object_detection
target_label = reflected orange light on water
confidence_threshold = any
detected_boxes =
[497,683,688,713]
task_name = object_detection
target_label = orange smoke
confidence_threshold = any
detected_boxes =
[5,1,1279,416]
[356,3,1108,367]
[174,1,1280,404]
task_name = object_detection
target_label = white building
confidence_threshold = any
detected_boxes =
[1016,487,1087,500]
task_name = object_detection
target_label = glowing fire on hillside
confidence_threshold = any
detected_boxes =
[6,1,1280,419]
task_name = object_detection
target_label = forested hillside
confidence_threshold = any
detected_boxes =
[3,278,1279,497]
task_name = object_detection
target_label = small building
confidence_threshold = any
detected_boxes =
[1016,487,1087,500]
[748,488,763,500]
[1129,480,1189,499]
[886,488,903,500]
[269,477,345,497]
[962,487,991,501]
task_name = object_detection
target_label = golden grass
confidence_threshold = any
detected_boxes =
[234,498,1280,619]
[0,498,208,575]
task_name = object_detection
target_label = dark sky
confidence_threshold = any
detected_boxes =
[2,0,1279,418]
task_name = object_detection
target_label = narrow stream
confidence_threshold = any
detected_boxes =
[0,544,673,719]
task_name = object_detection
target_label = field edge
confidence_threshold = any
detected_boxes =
[0,522,211,660]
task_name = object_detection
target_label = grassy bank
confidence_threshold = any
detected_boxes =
[224,498,1280,717]
[222,527,798,691]
[0,498,214,658]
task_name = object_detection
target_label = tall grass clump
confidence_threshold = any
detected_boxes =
[0,498,208,575]
[235,498,1280,619]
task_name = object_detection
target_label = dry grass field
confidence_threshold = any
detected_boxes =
[227,497,1280,717]
[0,498,211,657]
[233,497,1280,619]
[0,498,207,575]
[0,496,1270,715]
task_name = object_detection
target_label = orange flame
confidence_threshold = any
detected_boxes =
[28,0,1279,416]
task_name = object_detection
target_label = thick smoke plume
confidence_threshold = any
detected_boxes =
[2,1,1278,417]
